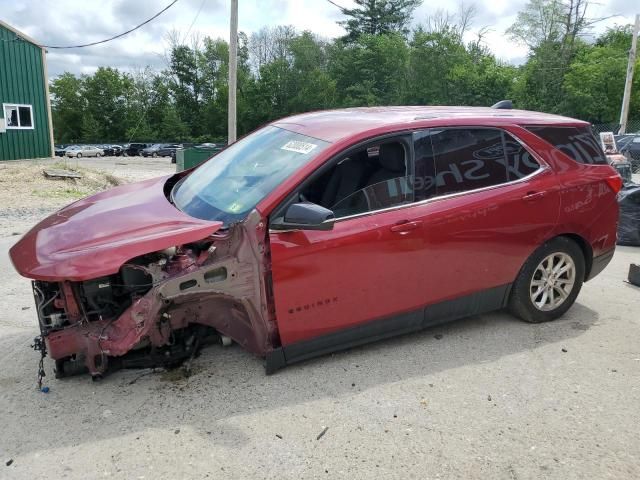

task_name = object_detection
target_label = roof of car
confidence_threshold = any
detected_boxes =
[271,106,588,143]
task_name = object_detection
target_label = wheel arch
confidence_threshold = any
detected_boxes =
[551,233,593,281]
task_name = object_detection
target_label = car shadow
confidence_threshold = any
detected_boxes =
[0,302,600,456]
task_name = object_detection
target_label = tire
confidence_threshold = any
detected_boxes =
[152,152,158,158]
[96,153,102,157]
[77,153,82,158]
[509,237,585,323]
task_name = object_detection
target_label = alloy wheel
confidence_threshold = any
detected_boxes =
[530,252,576,311]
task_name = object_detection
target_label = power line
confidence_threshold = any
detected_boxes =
[326,0,347,12]
[183,0,207,43]
[40,0,179,49]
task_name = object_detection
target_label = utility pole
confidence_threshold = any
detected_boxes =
[228,0,238,144]
[620,14,639,134]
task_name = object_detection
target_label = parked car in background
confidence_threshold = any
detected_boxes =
[65,145,104,158]
[194,142,222,149]
[100,145,123,156]
[157,144,182,157]
[141,143,180,158]
[599,132,634,183]
[55,145,74,157]
[9,105,621,379]
[616,134,640,172]
[169,143,194,163]
[122,143,149,156]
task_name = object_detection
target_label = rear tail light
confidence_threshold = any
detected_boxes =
[604,174,623,194]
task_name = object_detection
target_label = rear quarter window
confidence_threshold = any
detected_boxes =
[526,126,607,165]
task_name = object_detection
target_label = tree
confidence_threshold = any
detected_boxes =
[563,26,640,123]
[340,0,422,41]
[507,0,565,48]
[330,33,409,106]
[50,73,85,143]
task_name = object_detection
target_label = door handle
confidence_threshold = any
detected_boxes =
[522,191,547,202]
[390,220,423,233]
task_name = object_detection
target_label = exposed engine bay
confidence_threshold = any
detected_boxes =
[31,212,278,379]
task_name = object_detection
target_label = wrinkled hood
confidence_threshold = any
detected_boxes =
[10,175,223,281]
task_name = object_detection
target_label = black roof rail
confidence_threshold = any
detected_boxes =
[491,100,513,110]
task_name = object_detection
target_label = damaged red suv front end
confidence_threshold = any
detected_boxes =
[10,174,277,378]
[11,107,620,381]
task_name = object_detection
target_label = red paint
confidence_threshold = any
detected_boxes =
[8,107,619,376]
[10,175,222,281]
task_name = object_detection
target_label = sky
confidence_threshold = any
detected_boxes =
[1,0,637,78]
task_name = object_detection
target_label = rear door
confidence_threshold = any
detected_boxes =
[409,127,561,308]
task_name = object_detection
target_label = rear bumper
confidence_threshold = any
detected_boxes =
[586,248,615,281]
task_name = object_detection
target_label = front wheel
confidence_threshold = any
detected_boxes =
[152,152,158,158]
[76,153,82,158]
[509,237,585,323]
[96,153,101,157]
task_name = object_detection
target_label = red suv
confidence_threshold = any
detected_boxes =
[10,106,621,379]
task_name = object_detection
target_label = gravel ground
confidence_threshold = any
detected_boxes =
[0,160,639,479]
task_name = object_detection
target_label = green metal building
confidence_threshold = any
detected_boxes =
[0,20,54,160]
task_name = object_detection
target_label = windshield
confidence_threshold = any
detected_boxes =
[172,126,330,224]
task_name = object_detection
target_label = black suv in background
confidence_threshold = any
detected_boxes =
[122,143,150,156]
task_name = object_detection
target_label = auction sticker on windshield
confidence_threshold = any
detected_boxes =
[281,140,318,154]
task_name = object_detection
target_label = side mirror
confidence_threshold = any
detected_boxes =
[271,202,335,231]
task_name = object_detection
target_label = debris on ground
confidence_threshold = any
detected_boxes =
[628,264,640,287]
[5,459,13,467]
[562,348,568,353]
[434,334,443,340]
[487,394,492,401]
[275,434,283,439]
[43,169,82,179]
[617,184,640,246]
[316,426,329,440]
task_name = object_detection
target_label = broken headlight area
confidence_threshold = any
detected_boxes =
[30,224,277,380]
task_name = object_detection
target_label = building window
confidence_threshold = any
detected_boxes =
[3,104,34,129]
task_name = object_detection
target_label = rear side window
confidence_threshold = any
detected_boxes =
[526,126,607,164]
[413,128,540,199]
[503,135,541,180]
[430,128,509,196]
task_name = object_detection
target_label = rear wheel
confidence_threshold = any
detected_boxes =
[509,237,585,323]
[152,152,158,158]
[96,152,102,157]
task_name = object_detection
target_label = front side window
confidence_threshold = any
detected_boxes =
[296,138,412,219]
[526,126,607,164]
[3,104,33,129]
[172,126,330,225]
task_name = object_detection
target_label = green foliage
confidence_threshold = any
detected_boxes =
[340,0,422,41]
[331,33,408,106]
[49,11,638,144]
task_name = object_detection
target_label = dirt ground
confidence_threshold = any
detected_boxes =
[0,156,176,237]
[0,159,639,480]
